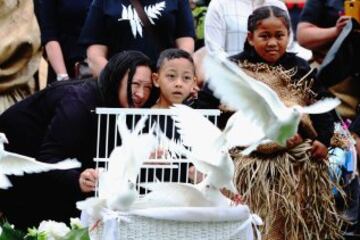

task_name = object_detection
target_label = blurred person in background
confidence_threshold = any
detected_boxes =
[79,0,195,77]
[297,0,360,120]
[37,0,92,83]
[204,0,295,56]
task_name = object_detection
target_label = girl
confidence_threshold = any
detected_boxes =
[230,5,334,159]
[0,51,157,230]
[230,6,342,240]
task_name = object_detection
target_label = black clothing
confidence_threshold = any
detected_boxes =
[0,79,104,229]
[79,0,195,64]
[38,0,91,81]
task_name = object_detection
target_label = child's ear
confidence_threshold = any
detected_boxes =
[152,73,160,88]
[247,32,255,46]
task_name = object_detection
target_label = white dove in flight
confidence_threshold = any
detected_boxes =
[99,115,157,211]
[0,133,81,189]
[203,48,340,153]
[170,104,237,194]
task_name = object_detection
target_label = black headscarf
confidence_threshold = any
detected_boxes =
[97,50,157,108]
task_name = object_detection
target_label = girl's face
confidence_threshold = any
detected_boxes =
[248,16,289,64]
[118,65,153,108]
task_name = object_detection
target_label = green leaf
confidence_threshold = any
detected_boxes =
[0,223,25,240]
[61,228,90,240]
[24,228,47,240]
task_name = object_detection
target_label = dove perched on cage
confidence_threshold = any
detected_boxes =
[133,182,213,208]
[99,115,157,211]
[170,104,237,194]
[203,44,341,154]
[0,132,81,189]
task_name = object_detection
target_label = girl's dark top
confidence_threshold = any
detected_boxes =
[197,48,335,146]
[38,0,92,76]
[0,79,105,229]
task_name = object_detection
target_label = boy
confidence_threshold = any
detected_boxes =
[151,49,197,108]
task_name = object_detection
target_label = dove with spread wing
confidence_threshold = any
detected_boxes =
[203,48,340,154]
[170,104,237,194]
[78,115,157,216]
[0,133,81,189]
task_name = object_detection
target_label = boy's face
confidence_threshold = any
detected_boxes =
[153,58,196,107]
[248,16,289,64]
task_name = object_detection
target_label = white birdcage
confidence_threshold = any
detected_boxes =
[93,107,221,195]
[86,107,261,240]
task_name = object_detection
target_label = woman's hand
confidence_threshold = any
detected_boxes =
[79,168,99,193]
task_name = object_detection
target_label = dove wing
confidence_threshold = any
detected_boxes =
[109,115,155,184]
[301,98,340,114]
[126,133,157,184]
[157,131,222,175]
[137,182,210,207]
[170,104,224,152]
[204,52,289,131]
[0,153,81,176]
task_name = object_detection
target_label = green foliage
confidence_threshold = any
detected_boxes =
[24,227,47,240]
[62,228,90,240]
[0,222,25,240]
[0,222,90,240]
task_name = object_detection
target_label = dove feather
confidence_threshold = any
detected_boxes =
[0,154,81,175]
[0,174,12,189]
[170,104,224,155]
[301,98,341,114]
[136,182,213,208]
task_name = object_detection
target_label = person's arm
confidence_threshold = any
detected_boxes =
[87,44,108,77]
[37,91,97,200]
[297,16,351,50]
[204,0,226,53]
[176,37,194,54]
[79,0,109,77]
[45,41,69,80]
[38,0,69,80]
[174,0,195,53]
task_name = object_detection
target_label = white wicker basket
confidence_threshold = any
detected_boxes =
[87,207,261,240]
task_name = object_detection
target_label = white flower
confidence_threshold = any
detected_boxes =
[70,217,83,229]
[0,225,2,235]
[38,220,70,240]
